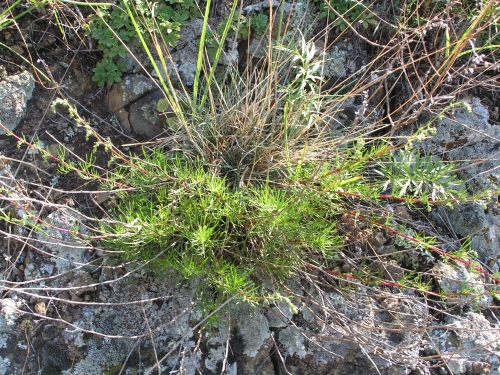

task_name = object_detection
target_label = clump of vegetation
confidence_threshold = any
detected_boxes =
[315,0,377,30]
[86,0,200,86]
[57,31,470,301]
[217,12,269,39]
[4,0,494,304]
[99,150,343,297]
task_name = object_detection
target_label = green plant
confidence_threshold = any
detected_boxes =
[376,150,467,205]
[251,13,269,34]
[217,12,269,39]
[398,272,432,292]
[50,32,478,304]
[316,0,377,31]
[92,57,127,86]
[99,149,342,297]
[86,0,200,86]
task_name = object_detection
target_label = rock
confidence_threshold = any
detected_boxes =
[268,285,425,374]
[67,274,199,375]
[229,303,274,374]
[112,108,131,132]
[428,312,500,374]
[417,96,500,193]
[243,0,293,13]
[204,302,275,374]
[107,74,158,113]
[446,201,487,237]
[128,89,166,138]
[322,41,360,79]
[0,299,21,349]
[432,261,492,306]
[106,74,169,137]
[233,305,272,358]
[417,97,500,271]
[151,59,179,82]
[177,61,197,86]
[0,357,10,374]
[150,18,203,87]
[279,327,307,357]
[41,342,72,372]
[265,299,295,328]
[34,302,46,316]
[285,352,409,375]
[369,259,405,281]
[432,201,500,270]
[369,231,388,250]
[118,45,146,73]
[71,294,84,302]
[10,45,24,55]
[34,208,88,275]
[471,219,500,271]
[0,71,35,134]
[64,269,95,296]
[64,69,93,99]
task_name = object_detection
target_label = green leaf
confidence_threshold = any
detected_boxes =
[251,13,268,34]
[163,31,180,46]
[116,60,127,72]
[109,44,127,58]
[157,98,171,112]
[171,9,190,24]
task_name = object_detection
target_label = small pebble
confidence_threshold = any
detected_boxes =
[71,294,83,302]
[58,292,70,300]
[11,45,24,55]
[34,302,46,316]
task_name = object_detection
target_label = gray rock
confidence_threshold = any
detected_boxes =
[243,0,293,14]
[432,261,492,306]
[417,97,500,270]
[128,89,165,138]
[417,96,500,193]
[428,312,500,374]
[279,327,307,357]
[0,357,10,374]
[151,59,179,83]
[321,41,359,79]
[177,61,197,86]
[119,45,146,74]
[151,18,203,87]
[265,299,294,328]
[447,201,487,237]
[34,208,88,275]
[107,74,158,113]
[68,273,200,375]
[204,302,275,374]
[471,219,500,271]
[273,285,425,374]
[232,303,272,358]
[0,71,35,134]
[64,269,96,297]
[0,299,20,349]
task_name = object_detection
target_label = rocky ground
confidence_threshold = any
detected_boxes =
[1,0,500,374]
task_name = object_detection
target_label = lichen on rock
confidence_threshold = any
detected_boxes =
[0,71,35,134]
